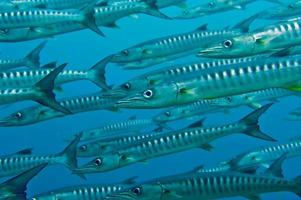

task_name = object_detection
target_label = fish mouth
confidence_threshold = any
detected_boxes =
[115,96,146,108]
[0,119,14,127]
[72,165,96,174]
[101,90,129,98]
[104,192,137,200]
[197,46,223,56]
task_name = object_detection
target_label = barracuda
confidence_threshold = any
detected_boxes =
[106,171,301,200]
[0,93,120,127]
[0,4,103,35]
[0,134,80,178]
[0,0,171,42]
[174,0,281,19]
[0,164,46,200]
[31,177,136,200]
[77,131,160,157]
[199,17,301,58]
[0,64,70,114]
[0,56,110,90]
[258,1,301,20]
[104,56,260,98]
[73,104,276,174]
[116,56,301,109]
[79,117,161,142]
[109,15,256,68]
[286,106,301,121]
[0,42,45,71]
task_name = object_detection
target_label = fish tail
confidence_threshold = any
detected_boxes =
[142,0,171,19]
[293,175,301,197]
[24,41,46,68]
[80,3,105,36]
[88,55,112,91]
[33,63,71,114]
[239,103,277,142]
[0,164,47,199]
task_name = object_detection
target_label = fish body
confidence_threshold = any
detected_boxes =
[74,105,275,174]
[258,1,301,20]
[77,131,160,157]
[0,135,80,178]
[107,172,301,200]
[199,18,301,58]
[80,118,158,142]
[116,56,301,109]
[0,93,119,127]
[0,42,45,71]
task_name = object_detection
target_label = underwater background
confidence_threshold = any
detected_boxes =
[0,0,301,199]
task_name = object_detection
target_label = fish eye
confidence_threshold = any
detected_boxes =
[226,97,232,102]
[94,158,102,166]
[208,2,215,8]
[132,186,142,196]
[121,50,129,56]
[79,145,87,152]
[143,89,154,99]
[165,111,171,117]
[251,156,257,161]
[223,40,233,48]
[123,83,131,90]
[14,112,23,119]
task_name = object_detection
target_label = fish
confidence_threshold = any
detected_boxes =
[5,0,96,10]
[258,0,301,20]
[174,0,282,19]
[0,41,45,71]
[109,15,256,68]
[0,63,70,114]
[30,176,137,200]
[0,4,103,36]
[77,131,160,157]
[73,104,276,174]
[0,164,47,200]
[105,157,301,200]
[115,56,301,109]
[198,17,301,58]
[79,116,162,142]
[0,55,111,90]
[104,56,261,98]
[0,93,120,127]
[0,0,172,42]
[226,137,301,173]
[0,134,80,178]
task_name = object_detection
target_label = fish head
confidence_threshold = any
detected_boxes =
[228,151,265,171]
[111,46,154,63]
[198,33,257,58]
[0,107,63,127]
[153,107,189,122]
[105,184,165,200]
[210,94,251,107]
[77,142,112,157]
[115,83,179,109]
[73,153,125,174]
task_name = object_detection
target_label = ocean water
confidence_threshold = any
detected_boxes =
[0,1,301,199]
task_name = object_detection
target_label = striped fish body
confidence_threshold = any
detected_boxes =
[153,172,298,200]
[0,59,28,71]
[0,87,38,105]
[33,184,127,200]
[0,69,88,88]
[77,132,159,157]
[10,0,94,10]
[80,118,155,141]
[111,29,241,63]
[230,138,301,170]
[0,154,59,177]
[0,9,83,29]
[0,93,119,127]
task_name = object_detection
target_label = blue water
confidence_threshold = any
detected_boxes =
[0,1,301,199]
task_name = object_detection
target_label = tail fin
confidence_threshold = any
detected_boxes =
[232,13,259,33]
[58,133,82,172]
[293,175,301,198]
[88,55,113,90]
[33,64,71,114]
[0,164,47,200]
[142,0,171,19]
[239,103,277,141]
[24,41,46,69]
[81,3,105,36]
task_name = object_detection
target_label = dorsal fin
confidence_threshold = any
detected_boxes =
[187,118,206,129]
[121,176,138,185]
[41,62,57,69]
[128,116,137,120]
[195,24,208,31]
[15,148,33,155]
[264,153,287,178]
